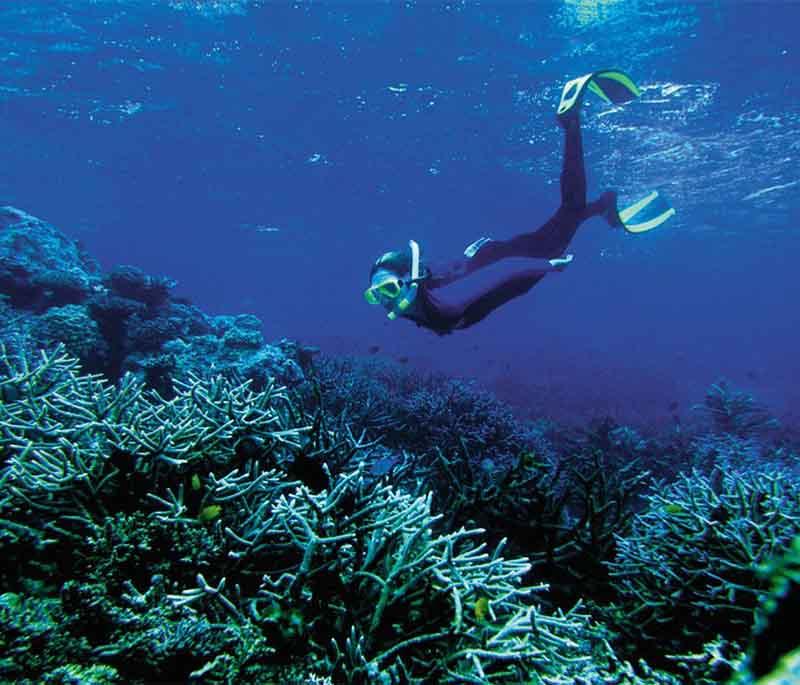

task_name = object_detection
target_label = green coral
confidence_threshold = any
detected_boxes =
[40,664,121,685]
[754,647,800,685]
[0,344,632,683]
[0,587,98,684]
[4,342,786,684]
[234,466,598,683]
[607,468,800,670]
[727,535,800,684]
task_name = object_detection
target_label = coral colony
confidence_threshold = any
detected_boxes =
[1,205,799,684]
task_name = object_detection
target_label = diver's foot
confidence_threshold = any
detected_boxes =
[601,191,623,228]
[549,254,574,271]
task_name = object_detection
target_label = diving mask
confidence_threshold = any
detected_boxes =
[364,240,423,320]
[364,272,405,304]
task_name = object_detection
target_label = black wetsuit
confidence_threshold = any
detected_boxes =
[406,114,617,335]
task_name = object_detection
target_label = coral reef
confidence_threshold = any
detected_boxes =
[736,535,800,682]
[3,207,800,684]
[0,206,100,311]
[309,358,654,609]
[0,344,629,684]
[0,207,308,393]
[607,467,800,675]
[698,380,779,438]
[309,355,535,466]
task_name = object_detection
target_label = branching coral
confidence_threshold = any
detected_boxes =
[198,464,605,684]
[406,433,649,612]
[699,380,778,438]
[308,355,534,466]
[1,345,628,684]
[152,451,616,682]
[0,342,316,545]
[607,467,800,667]
[0,343,137,542]
[5,343,770,684]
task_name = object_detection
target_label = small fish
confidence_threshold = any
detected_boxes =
[474,596,490,622]
[198,504,222,522]
[191,474,202,491]
[368,345,380,354]
[397,356,409,364]
[668,401,679,412]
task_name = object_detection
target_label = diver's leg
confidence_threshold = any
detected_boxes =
[450,95,610,276]
[455,269,547,330]
[559,111,587,211]
[583,190,622,226]
[466,112,589,265]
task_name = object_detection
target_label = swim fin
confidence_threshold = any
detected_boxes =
[616,190,676,234]
[557,69,641,117]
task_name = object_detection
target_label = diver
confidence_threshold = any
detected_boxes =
[364,70,676,335]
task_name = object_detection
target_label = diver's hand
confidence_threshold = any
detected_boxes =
[549,254,574,271]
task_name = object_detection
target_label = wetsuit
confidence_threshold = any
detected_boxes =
[406,114,617,335]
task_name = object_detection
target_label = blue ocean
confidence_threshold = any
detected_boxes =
[1,1,799,684]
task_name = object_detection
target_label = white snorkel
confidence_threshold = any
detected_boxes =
[386,239,421,320]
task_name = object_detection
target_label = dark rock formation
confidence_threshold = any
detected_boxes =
[0,206,307,391]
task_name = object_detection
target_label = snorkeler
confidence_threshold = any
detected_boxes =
[364,70,676,335]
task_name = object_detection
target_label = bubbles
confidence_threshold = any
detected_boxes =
[240,223,281,234]
[167,0,250,17]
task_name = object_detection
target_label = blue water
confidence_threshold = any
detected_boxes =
[2,0,798,427]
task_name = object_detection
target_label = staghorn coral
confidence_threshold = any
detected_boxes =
[699,380,778,438]
[0,345,331,681]
[0,344,135,541]
[0,340,315,576]
[308,355,534,466]
[389,421,651,613]
[219,465,597,684]
[308,356,657,616]
[606,467,800,672]
[2,344,651,684]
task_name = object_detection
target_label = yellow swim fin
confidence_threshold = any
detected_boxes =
[617,190,676,234]
[557,69,641,117]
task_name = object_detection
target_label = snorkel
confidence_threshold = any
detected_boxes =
[386,239,421,320]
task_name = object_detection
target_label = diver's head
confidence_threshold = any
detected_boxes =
[364,240,425,320]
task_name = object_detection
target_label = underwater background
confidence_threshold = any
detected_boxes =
[2,0,798,428]
[2,2,800,685]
